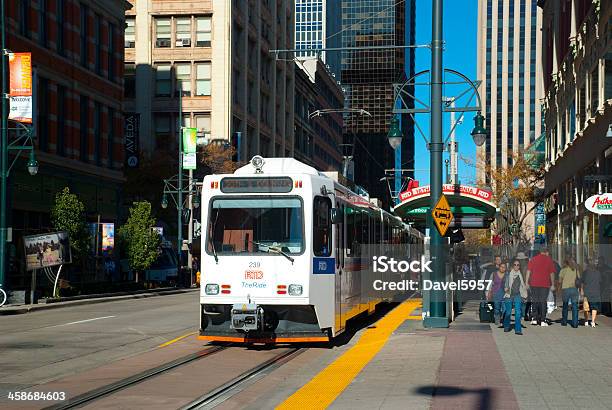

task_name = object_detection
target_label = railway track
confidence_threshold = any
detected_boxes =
[43,345,303,410]
[180,348,303,410]
[44,345,228,410]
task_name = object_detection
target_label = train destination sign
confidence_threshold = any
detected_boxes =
[220,177,293,193]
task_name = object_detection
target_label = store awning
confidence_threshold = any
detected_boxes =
[392,184,497,229]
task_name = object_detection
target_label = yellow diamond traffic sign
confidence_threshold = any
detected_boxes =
[432,194,453,236]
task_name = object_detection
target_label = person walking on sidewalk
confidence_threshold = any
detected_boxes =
[559,256,580,328]
[488,261,507,324]
[582,259,602,327]
[526,246,556,326]
[504,259,527,335]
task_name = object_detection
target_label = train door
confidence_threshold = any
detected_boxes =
[334,201,344,333]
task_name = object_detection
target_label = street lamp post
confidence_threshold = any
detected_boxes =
[0,1,38,288]
[426,0,446,327]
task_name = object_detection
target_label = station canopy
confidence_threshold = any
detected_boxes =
[392,184,497,229]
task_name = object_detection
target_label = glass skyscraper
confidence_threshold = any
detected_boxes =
[341,0,416,207]
[295,0,342,78]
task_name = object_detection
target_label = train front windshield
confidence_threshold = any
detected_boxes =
[207,197,304,254]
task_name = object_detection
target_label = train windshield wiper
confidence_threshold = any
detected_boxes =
[250,241,294,264]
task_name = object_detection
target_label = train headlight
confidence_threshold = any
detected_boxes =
[288,284,303,296]
[205,284,219,295]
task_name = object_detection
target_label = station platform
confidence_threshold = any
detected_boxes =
[226,297,612,410]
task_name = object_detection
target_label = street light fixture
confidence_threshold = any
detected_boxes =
[26,150,38,176]
[193,193,200,209]
[471,112,488,147]
[161,194,169,209]
[387,115,403,150]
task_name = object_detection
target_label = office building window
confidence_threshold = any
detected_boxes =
[154,114,171,150]
[176,17,191,47]
[124,64,136,98]
[39,0,47,46]
[155,18,171,47]
[80,95,89,162]
[108,23,115,81]
[19,0,29,37]
[38,77,49,152]
[591,67,599,114]
[107,107,114,167]
[80,4,88,67]
[196,16,212,47]
[195,114,211,136]
[94,102,101,165]
[155,64,171,97]
[57,0,65,54]
[94,14,101,74]
[195,63,211,96]
[175,63,191,96]
[125,17,135,48]
[57,85,66,156]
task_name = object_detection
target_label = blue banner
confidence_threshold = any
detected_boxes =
[313,257,335,274]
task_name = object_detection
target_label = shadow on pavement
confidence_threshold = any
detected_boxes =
[415,385,493,410]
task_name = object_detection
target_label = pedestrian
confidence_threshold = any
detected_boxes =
[558,256,580,328]
[504,259,528,335]
[582,259,602,327]
[481,255,502,300]
[516,251,530,319]
[526,246,556,326]
[487,261,507,324]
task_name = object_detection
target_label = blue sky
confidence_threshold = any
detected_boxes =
[410,0,478,186]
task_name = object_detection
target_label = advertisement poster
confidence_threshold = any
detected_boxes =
[182,127,197,154]
[24,232,72,271]
[124,113,140,168]
[102,223,115,254]
[8,52,33,123]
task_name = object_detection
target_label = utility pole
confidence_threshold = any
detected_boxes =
[424,0,447,328]
[0,0,8,288]
[177,82,183,282]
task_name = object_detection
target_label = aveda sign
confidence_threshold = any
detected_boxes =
[585,194,612,214]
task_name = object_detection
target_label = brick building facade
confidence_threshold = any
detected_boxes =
[4,0,129,287]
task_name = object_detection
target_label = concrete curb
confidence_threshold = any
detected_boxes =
[0,288,199,315]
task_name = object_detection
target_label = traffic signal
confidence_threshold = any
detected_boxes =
[449,228,465,243]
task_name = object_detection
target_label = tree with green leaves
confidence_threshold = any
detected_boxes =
[119,201,161,282]
[51,187,90,259]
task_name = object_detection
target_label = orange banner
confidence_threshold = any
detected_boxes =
[9,52,32,96]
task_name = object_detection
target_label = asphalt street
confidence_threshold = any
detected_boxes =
[0,291,199,398]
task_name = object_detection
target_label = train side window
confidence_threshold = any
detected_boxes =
[335,202,340,267]
[313,196,332,257]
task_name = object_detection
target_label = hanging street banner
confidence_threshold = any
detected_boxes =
[182,127,197,154]
[432,194,454,236]
[102,223,115,254]
[182,127,198,170]
[8,52,33,123]
[124,113,140,168]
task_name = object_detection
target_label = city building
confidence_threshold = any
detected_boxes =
[538,0,612,264]
[477,0,543,175]
[125,0,295,163]
[294,0,341,78]
[476,0,544,245]
[341,0,416,208]
[4,0,129,286]
[294,59,343,172]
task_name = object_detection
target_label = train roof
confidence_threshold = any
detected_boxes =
[234,157,322,176]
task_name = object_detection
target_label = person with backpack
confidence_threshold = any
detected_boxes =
[503,259,528,335]
[558,256,580,328]
[526,246,556,326]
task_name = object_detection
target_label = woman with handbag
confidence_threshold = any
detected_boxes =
[503,259,528,335]
[582,259,602,327]
[488,262,508,325]
[558,257,580,328]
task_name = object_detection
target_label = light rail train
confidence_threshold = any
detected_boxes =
[199,157,423,343]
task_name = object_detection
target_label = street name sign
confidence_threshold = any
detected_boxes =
[432,194,453,236]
